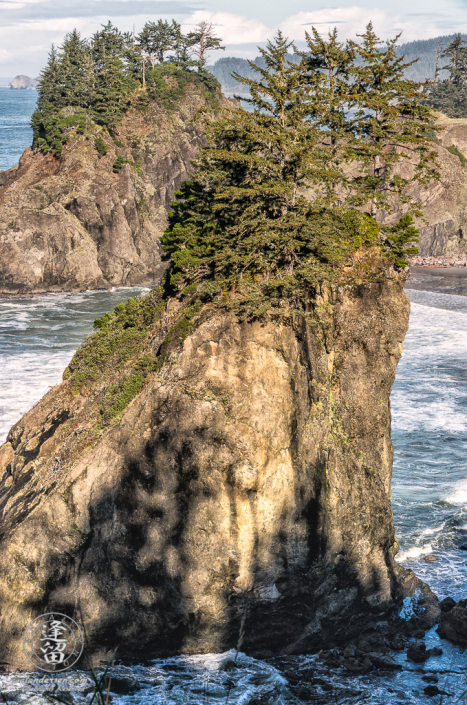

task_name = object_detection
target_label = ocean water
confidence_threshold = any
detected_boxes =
[0,94,466,702]
[0,85,36,171]
[0,288,150,443]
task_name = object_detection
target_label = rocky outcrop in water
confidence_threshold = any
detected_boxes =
[8,75,39,90]
[0,90,215,294]
[0,277,439,668]
[437,600,467,645]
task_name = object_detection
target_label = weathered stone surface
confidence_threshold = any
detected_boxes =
[0,279,436,667]
[391,116,467,259]
[0,90,213,294]
[437,603,467,645]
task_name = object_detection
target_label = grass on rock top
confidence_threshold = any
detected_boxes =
[63,288,205,426]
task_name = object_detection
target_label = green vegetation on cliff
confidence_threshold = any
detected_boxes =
[31,20,223,155]
[62,23,439,421]
[162,25,439,317]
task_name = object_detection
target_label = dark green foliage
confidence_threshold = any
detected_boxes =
[137,20,179,67]
[427,80,467,118]
[91,22,134,131]
[347,22,439,216]
[64,289,203,423]
[162,27,438,317]
[94,135,108,157]
[385,215,420,268]
[100,373,145,423]
[112,154,127,172]
[142,63,219,110]
[31,18,221,155]
[65,292,165,390]
[446,144,467,166]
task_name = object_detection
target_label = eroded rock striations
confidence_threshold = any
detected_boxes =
[0,91,210,294]
[0,278,438,667]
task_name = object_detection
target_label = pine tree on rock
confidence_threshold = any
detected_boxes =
[300,27,355,140]
[36,45,64,112]
[348,22,438,217]
[60,30,92,109]
[427,34,467,117]
[137,20,176,68]
[91,22,133,130]
[187,21,224,70]
[162,32,375,314]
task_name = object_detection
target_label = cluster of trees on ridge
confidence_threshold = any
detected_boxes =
[160,24,439,319]
[425,34,467,117]
[30,19,439,317]
[31,19,224,156]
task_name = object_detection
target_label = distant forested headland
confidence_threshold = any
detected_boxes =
[207,34,467,95]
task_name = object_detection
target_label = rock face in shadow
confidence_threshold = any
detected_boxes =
[0,90,211,294]
[0,279,437,667]
[437,602,467,645]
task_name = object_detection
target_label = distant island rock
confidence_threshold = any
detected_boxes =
[8,75,39,90]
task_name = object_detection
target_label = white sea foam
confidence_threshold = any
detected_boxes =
[398,543,433,561]
[445,479,467,505]
[0,287,149,443]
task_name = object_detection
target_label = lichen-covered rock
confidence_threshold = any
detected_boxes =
[0,279,435,667]
[0,89,215,294]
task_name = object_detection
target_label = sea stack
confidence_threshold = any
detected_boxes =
[0,278,438,666]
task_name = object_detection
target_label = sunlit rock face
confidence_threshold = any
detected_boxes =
[0,279,437,668]
[0,91,213,294]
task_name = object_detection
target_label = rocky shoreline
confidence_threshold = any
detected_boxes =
[409,256,467,267]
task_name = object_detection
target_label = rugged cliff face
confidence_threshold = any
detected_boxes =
[0,89,211,294]
[0,278,437,667]
[396,116,467,259]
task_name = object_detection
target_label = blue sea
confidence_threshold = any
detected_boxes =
[0,92,466,703]
[0,83,36,171]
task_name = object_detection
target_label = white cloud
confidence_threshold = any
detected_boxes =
[181,11,271,45]
[279,6,467,44]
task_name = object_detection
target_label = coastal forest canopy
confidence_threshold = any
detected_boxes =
[31,20,439,319]
[161,25,438,318]
[30,19,224,156]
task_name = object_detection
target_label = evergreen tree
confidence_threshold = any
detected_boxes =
[348,22,438,216]
[162,32,377,313]
[441,34,467,85]
[91,22,133,130]
[168,21,197,68]
[299,27,355,139]
[37,45,64,112]
[137,20,176,68]
[60,30,91,108]
[187,21,224,70]
[123,30,143,83]
[32,45,66,154]
[427,34,467,117]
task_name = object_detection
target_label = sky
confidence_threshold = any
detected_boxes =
[1,0,467,76]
